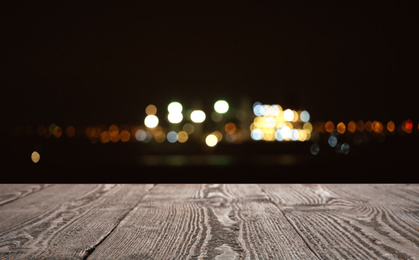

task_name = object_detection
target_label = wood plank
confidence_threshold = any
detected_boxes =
[0,184,153,259]
[88,184,319,259]
[0,184,52,206]
[260,184,419,259]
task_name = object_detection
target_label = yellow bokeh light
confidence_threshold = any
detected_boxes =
[205,134,218,147]
[303,122,313,132]
[177,131,188,143]
[31,151,40,163]
[292,110,299,122]
[144,115,159,128]
[145,104,157,115]
[337,122,346,134]
[212,131,223,142]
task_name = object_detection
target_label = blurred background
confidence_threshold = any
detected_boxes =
[1,1,417,182]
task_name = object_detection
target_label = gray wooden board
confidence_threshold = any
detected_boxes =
[0,184,418,259]
[260,184,419,259]
[0,184,153,259]
[88,184,319,259]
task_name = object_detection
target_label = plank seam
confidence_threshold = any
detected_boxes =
[82,184,157,260]
[257,185,322,260]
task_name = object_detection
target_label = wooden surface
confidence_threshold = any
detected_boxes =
[0,184,418,259]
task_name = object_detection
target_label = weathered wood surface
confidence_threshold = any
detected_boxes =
[0,184,418,259]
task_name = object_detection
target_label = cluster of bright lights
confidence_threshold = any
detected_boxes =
[250,102,312,142]
[141,100,230,147]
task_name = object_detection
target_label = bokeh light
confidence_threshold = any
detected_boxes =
[310,144,320,155]
[168,112,183,124]
[205,134,218,147]
[182,123,195,134]
[284,109,294,121]
[190,110,206,123]
[167,131,178,143]
[224,122,237,134]
[214,100,229,114]
[168,102,183,113]
[405,119,413,131]
[145,115,159,128]
[347,121,356,133]
[337,122,346,134]
[100,131,110,143]
[31,151,40,163]
[251,129,263,140]
[65,126,75,138]
[145,104,157,115]
[120,130,131,142]
[341,143,350,154]
[300,110,310,122]
[328,135,338,147]
[154,131,166,143]
[177,131,188,143]
[387,121,395,132]
[325,121,334,133]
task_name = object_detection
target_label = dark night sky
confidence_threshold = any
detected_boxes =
[1,1,416,126]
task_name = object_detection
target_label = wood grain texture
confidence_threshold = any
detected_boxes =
[0,184,52,206]
[0,184,153,259]
[260,184,419,259]
[88,184,318,259]
[0,184,418,259]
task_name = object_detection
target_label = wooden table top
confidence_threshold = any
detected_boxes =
[1,184,418,259]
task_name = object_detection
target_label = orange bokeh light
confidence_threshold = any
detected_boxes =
[325,121,334,133]
[224,122,237,134]
[387,121,395,132]
[337,122,346,134]
[347,121,356,133]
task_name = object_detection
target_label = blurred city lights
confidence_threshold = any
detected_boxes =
[214,100,229,114]
[144,115,159,128]
[11,98,418,164]
[190,110,206,123]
